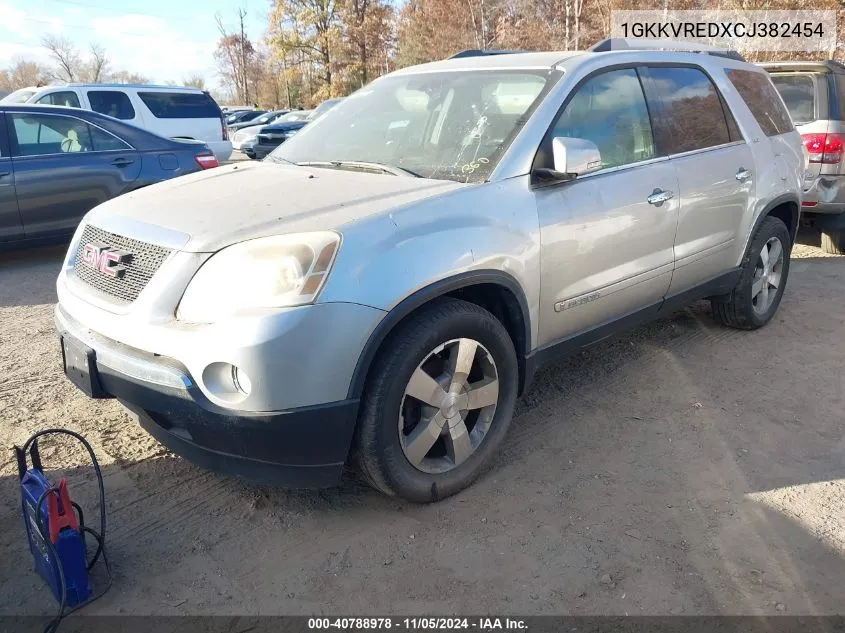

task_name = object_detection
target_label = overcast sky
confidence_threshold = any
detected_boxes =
[0,0,270,87]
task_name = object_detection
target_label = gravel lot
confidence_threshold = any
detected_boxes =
[0,233,843,617]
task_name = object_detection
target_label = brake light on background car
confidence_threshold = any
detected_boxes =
[195,153,219,170]
[221,115,229,141]
[801,133,845,165]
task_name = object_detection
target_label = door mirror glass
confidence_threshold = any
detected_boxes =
[551,136,602,177]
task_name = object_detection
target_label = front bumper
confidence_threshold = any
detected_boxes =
[55,306,361,487]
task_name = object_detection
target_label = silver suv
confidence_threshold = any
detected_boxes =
[56,41,804,502]
[765,60,845,254]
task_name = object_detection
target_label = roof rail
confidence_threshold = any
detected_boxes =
[449,49,525,59]
[63,82,200,90]
[589,38,745,61]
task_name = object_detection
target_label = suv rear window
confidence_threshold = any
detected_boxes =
[138,92,220,119]
[769,74,816,124]
[726,69,794,136]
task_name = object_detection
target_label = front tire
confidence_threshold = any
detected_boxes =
[354,298,518,503]
[711,216,791,330]
[821,230,845,255]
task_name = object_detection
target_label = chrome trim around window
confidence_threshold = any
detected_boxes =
[530,140,749,187]
[11,148,136,160]
[667,140,746,161]
[563,154,671,182]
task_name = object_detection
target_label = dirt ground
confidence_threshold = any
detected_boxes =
[0,233,843,617]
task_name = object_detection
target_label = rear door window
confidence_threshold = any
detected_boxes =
[769,74,816,124]
[644,66,733,154]
[35,91,81,108]
[726,69,794,136]
[138,92,221,119]
[87,91,136,120]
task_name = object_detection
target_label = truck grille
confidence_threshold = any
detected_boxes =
[72,225,173,304]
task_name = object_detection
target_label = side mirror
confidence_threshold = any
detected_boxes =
[533,136,603,185]
[552,137,602,177]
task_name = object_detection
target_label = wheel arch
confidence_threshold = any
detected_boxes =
[749,194,800,252]
[346,270,533,401]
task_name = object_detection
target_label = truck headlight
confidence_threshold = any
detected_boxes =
[177,231,340,323]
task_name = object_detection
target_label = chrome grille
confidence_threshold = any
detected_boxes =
[72,225,172,304]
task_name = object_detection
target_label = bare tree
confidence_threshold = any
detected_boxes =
[183,74,207,89]
[215,9,257,104]
[86,43,110,82]
[42,34,82,82]
[109,70,151,84]
[0,58,48,91]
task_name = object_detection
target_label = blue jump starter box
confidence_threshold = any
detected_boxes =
[17,443,92,608]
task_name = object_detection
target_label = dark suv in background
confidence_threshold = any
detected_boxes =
[765,61,845,254]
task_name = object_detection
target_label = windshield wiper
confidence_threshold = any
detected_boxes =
[295,160,420,178]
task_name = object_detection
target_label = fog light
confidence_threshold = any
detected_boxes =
[201,362,252,402]
[232,366,252,395]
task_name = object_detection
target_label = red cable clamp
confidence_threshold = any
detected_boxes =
[46,479,79,543]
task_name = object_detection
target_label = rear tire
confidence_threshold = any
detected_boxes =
[354,298,518,503]
[711,216,791,330]
[821,230,845,255]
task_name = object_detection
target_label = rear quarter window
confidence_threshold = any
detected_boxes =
[138,92,221,119]
[769,74,816,124]
[726,69,794,136]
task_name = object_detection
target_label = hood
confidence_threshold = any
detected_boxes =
[86,161,466,253]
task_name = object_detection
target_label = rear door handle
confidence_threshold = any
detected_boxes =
[736,168,752,182]
[111,158,134,167]
[647,188,674,206]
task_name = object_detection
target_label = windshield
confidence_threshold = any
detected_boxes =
[270,70,554,183]
[278,111,310,122]
[256,112,276,123]
[1,88,37,104]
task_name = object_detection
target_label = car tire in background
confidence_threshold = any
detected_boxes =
[821,230,845,256]
[711,216,791,330]
[354,298,518,503]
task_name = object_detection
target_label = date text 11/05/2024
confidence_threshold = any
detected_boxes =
[307,618,528,630]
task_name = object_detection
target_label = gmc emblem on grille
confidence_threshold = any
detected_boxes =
[81,243,130,278]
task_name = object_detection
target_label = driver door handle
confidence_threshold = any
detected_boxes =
[736,168,752,181]
[647,188,674,206]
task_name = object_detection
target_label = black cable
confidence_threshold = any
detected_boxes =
[21,429,111,633]
[33,487,65,633]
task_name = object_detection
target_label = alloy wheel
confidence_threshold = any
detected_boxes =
[398,338,499,474]
[751,236,784,315]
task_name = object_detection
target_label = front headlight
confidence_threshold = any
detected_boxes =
[177,231,340,323]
